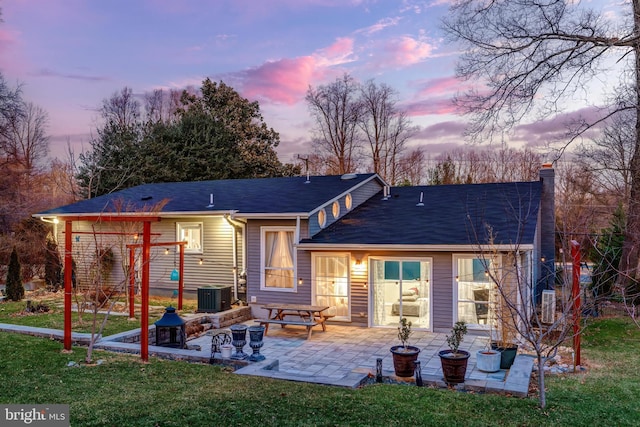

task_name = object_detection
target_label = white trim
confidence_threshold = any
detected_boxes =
[260,226,297,293]
[176,222,204,254]
[297,243,535,252]
[452,254,502,330]
[311,252,351,322]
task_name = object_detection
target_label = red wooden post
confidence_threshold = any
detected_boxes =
[141,221,151,362]
[128,247,135,319]
[571,240,581,367]
[63,220,73,351]
[178,244,184,310]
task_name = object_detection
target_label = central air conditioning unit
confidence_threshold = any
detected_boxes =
[197,285,232,313]
[541,289,556,324]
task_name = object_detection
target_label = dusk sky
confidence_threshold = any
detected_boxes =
[0,0,623,164]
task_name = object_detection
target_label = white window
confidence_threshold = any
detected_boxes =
[177,223,203,254]
[345,193,352,210]
[312,253,350,321]
[454,255,499,329]
[261,227,296,291]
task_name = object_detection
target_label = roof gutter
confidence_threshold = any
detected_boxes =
[295,243,535,252]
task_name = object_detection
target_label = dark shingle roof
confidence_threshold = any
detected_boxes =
[301,181,542,246]
[37,174,378,216]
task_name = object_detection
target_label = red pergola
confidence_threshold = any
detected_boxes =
[126,241,186,315]
[62,215,183,362]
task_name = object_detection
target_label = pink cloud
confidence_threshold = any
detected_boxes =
[238,37,356,105]
[240,56,322,105]
[403,98,458,116]
[315,37,357,67]
[0,27,25,74]
[416,76,465,97]
[383,36,435,67]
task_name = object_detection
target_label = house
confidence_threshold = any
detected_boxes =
[35,165,555,333]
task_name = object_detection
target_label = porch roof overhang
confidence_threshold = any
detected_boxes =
[33,213,162,222]
[295,243,535,252]
[35,210,309,221]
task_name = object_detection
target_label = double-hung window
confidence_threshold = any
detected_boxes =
[261,227,296,291]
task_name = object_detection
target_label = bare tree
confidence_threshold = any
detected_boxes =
[358,80,417,183]
[6,102,49,173]
[395,147,426,185]
[0,73,24,152]
[101,87,140,128]
[144,88,182,124]
[470,221,585,409]
[427,147,543,185]
[577,106,635,203]
[443,0,640,285]
[306,73,363,174]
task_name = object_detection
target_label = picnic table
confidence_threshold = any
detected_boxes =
[255,303,332,339]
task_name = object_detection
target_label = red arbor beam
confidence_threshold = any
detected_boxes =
[64,221,73,351]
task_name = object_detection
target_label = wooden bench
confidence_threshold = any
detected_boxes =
[254,319,318,339]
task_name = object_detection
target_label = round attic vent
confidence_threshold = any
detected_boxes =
[341,173,357,180]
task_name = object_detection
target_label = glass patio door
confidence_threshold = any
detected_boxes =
[313,254,350,321]
[370,258,431,329]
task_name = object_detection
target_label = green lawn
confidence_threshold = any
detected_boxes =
[0,294,193,336]
[0,311,639,426]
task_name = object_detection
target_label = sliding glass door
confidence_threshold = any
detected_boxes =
[370,258,431,329]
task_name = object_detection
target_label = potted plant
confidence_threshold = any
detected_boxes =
[390,317,421,377]
[439,321,470,384]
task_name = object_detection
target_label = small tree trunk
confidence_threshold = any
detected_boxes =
[537,354,547,409]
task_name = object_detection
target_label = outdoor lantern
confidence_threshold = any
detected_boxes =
[154,306,186,349]
[170,268,179,281]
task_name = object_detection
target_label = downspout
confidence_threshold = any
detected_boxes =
[225,212,245,302]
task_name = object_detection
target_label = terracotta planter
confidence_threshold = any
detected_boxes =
[390,345,421,377]
[476,349,501,372]
[491,343,518,369]
[439,349,470,384]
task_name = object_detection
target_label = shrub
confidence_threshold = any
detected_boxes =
[6,247,24,301]
[45,239,62,292]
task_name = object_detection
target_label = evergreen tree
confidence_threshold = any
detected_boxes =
[590,205,625,302]
[5,247,24,301]
[44,238,62,291]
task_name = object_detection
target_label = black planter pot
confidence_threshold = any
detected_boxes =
[438,349,470,384]
[390,345,421,377]
[491,343,518,369]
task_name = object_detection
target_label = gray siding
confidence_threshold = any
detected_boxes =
[55,216,242,298]
[246,219,311,306]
